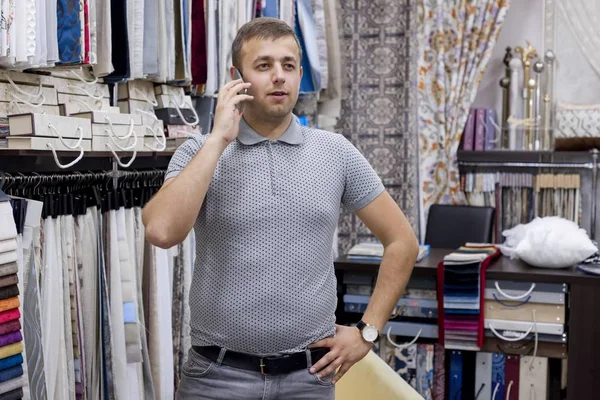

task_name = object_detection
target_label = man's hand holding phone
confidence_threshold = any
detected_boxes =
[210,72,253,144]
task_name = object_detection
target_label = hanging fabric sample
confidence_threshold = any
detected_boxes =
[104,0,129,82]
[57,0,84,65]
[93,0,113,76]
[191,0,207,85]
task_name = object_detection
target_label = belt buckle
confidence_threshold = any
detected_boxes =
[260,358,267,375]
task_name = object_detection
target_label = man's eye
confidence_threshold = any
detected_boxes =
[285,64,295,70]
[258,63,269,69]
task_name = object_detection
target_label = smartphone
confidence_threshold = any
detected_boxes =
[233,69,248,112]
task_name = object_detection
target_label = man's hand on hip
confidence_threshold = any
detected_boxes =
[308,324,372,384]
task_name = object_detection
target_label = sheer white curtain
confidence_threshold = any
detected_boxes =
[557,0,600,79]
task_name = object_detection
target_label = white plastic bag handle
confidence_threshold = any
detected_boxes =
[46,142,84,169]
[104,117,135,140]
[106,142,137,168]
[494,281,536,300]
[47,123,84,150]
[489,323,533,341]
[171,95,199,127]
[385,326,422,349]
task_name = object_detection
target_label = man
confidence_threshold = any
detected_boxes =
[143,17,418,400]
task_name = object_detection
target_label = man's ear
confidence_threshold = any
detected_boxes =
[299,66,303,80]
[229,66,237,80]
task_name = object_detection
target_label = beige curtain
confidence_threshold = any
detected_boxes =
[417,0,510,232]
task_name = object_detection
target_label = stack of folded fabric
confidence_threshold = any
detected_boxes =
[437,244,500,351]
[0,199,24,398]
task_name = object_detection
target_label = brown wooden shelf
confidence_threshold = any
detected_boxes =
[335,248,600,286]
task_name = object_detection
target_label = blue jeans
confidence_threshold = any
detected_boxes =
[176,347,335,399]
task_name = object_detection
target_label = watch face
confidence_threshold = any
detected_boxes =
[362,326,379,342]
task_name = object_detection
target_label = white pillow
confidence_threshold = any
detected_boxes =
[513,217,597,269]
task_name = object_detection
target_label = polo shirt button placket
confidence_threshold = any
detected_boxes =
[267,141,277,194]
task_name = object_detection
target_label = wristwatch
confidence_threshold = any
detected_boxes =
[356,320,380,343]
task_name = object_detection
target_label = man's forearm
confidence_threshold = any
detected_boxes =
[143,136,229,248]
[361,240,418,331]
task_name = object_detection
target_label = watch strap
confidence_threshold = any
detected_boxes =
[356,320,366,331]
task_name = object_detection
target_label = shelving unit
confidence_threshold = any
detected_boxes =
[456,149,600,239]
[0,149,174,173]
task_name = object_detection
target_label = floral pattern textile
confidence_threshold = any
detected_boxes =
[417,0,510,225]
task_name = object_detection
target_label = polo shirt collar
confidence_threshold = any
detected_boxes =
[237,115,304,146]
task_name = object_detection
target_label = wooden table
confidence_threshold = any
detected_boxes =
[334,248,600,400]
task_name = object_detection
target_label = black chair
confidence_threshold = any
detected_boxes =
[424,204,495,249]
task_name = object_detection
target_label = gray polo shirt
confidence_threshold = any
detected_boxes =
[165,115,385,355]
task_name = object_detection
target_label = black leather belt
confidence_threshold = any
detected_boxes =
[192,345,329,375]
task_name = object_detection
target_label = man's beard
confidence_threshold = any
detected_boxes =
[250,100,295,120]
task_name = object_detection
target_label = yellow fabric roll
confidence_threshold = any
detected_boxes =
[0,341,23,359]
[0,297,19,313]
[335,351,424,400]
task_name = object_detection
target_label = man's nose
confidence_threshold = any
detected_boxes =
[272,64,286,83]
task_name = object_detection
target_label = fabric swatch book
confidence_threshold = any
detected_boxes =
[347,242,430,262]
[437,244,501,351]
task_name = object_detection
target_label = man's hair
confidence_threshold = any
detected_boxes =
[232,18,303,70]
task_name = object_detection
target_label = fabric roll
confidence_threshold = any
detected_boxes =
[0,310,19,326]
[88,0,97,64]
[0,354,22,372]
[25,0,36,63]
[0,387,21,400]
[23,225,46,400]
[0,331,21,348]
[204,0,218,95]
[0,298,18,314]
[78,208,100,400]
[179,232,193,368]
[172,244,184,391]
[127,0,145,79]
[0,365,22,384]
[108,210,130,398]
[0,376,23,395]
[0,241,16,254]
[143,0,159,76]
[120,208,142,366]
[146,243,174,399]
[99,211,116,399]
[296,0,321,92]
[0,321,20,337]
[0,257,16,269]
[46,0,59,63]
[0,201,17,242]
[312,0,328,90]
[133,208,155,400]
[0,342,22,360]
[191,0,207,84]
[0,262,16,278]
[0,287,18,302]
[42,216,69,399]
[14,0,27,64]
[34,0,48,66]
[164,0,176,80]
[105,0,130,82]
[93,0,114,76]
[13,234,29,400]
[217,0,237,89]
[174,0,186,80]
[61,215,77,394]
[0,277,17,290]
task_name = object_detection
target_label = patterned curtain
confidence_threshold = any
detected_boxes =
[337,0,420,254]
[418,0,510,230]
